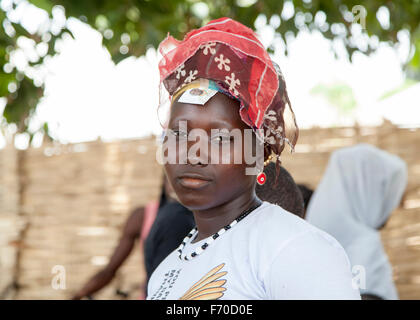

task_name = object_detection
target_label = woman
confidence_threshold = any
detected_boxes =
[147,17,360,300]
[306,144,407,300]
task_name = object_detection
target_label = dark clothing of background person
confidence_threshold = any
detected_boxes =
[144,201,195,282]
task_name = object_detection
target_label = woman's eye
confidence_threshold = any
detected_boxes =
[170,129,188,139]
[211,135,232,144]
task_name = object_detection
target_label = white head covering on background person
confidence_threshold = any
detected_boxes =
[306,144,407,300]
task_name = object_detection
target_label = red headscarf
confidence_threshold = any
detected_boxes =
[158,17,298,159]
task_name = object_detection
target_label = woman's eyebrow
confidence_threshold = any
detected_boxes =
[168,116,188,127]
[208,120,234,129]
[168,117,234,129]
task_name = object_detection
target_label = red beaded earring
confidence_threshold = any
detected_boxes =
[256,172,266,185]
[256,154,273,185]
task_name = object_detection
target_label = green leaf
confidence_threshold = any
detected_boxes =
[28,0,54,13]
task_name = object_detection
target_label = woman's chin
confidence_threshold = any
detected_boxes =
[175,194,216,211]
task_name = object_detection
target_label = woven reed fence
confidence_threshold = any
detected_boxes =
[0,122,419,299]
[0,137,163,299]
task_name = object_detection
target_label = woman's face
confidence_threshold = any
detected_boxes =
[163,92,258,211]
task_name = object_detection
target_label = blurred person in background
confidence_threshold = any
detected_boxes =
[71,199,159,300]
[305,144,407,300]
[71,175,194,300]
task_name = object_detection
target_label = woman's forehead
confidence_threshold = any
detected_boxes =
[169,92,245,129]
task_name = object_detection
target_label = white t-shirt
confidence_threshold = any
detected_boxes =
[147,201,361,300]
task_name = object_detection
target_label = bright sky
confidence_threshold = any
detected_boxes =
[1,1,419,149]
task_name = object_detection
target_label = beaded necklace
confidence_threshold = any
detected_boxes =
[177,201,263,261]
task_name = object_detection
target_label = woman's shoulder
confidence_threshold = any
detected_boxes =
[249,201,344,251]
[251,201,310,233]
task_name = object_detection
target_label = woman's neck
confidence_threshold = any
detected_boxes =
[191,193,261,243]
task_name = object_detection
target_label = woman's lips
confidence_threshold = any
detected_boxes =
[177,177,212,189]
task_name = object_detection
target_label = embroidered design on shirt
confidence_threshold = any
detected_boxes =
[150,269,181,300]
[179,263,227,300]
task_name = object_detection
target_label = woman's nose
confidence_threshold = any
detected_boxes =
[186,130,209,166]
